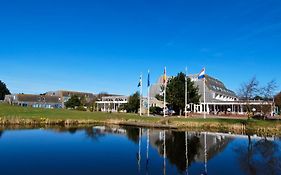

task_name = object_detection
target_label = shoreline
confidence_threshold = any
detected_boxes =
[0,117,280,137]
[0,104,280,136]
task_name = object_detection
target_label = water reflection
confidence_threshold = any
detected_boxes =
[0,126,280,175]
[235,136,281,175]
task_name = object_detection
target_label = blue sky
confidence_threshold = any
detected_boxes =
[0,0,281,95]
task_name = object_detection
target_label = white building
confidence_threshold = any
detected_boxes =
[96,95,129,112]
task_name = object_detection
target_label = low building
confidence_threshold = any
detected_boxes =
[4,90,95,109]
[4,94,63,108]
[96,95,128,112]
[46,90,95,108]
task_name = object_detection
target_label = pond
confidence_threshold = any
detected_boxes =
[0,126,280,175]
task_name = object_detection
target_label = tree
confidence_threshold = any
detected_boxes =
[125,92,140,113]
[260,80,277,116]
[155,93,164,101]
[65,95,82,109]
[0,80,11,100]
[260,80,277,101]
[88,92,110,112]
[165,72,200,114]
[150,106,163,115]
[238,77,259,119]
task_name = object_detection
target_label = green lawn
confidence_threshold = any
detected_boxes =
[0,103,280,133]
[0,103,160,122]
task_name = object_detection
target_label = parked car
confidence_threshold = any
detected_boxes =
[160,108,176,116]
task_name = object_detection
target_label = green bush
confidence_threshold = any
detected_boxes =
[76,106,87,111]
[150,106,162,115]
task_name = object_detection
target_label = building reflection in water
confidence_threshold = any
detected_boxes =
[151,130,233,174]
[46,126,232,174]
[36,126,281,175]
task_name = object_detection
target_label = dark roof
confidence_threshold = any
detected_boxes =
[58,90,95,98]
[17,94,62,103]
[205,75,237,97]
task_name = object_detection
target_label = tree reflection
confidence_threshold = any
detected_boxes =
[122,126,140,144]
[0,130,3,138]
[235,136,281,175]
[68,127,78,134]
[85,127,105,141]
[155,131,201,173]
[52,127,79,134]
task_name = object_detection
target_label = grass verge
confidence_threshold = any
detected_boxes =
[0,104,281,136]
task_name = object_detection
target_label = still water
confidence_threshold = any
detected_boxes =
[0,126,280,175]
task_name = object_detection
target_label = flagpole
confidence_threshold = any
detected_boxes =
[164,87,166,118]
[204,68,206,119]
[148,86,150,117]
[148,70,150,117]
[164,67,167,118]
[185,67,188,118]
[140,73,143,116]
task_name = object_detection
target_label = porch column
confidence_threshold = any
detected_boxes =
[200,103,204,113]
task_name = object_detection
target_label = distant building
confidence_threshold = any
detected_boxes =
[4,90,95,109]
[149,76,165,99]
[46,90,95,108]
[96,95,128,112]
[4,94,62,108]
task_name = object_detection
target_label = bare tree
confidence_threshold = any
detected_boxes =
[260,80,277,100]
[238,77,259,119]
[260,80,277,116]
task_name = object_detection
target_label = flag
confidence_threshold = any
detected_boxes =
[163,67,167,85]
[138,74,142,87]
[147,70,150,87]
[198,68,205,80]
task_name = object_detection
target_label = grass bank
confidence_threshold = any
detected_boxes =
[0,104,281,136]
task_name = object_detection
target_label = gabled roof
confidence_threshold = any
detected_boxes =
[205,75,237,97]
